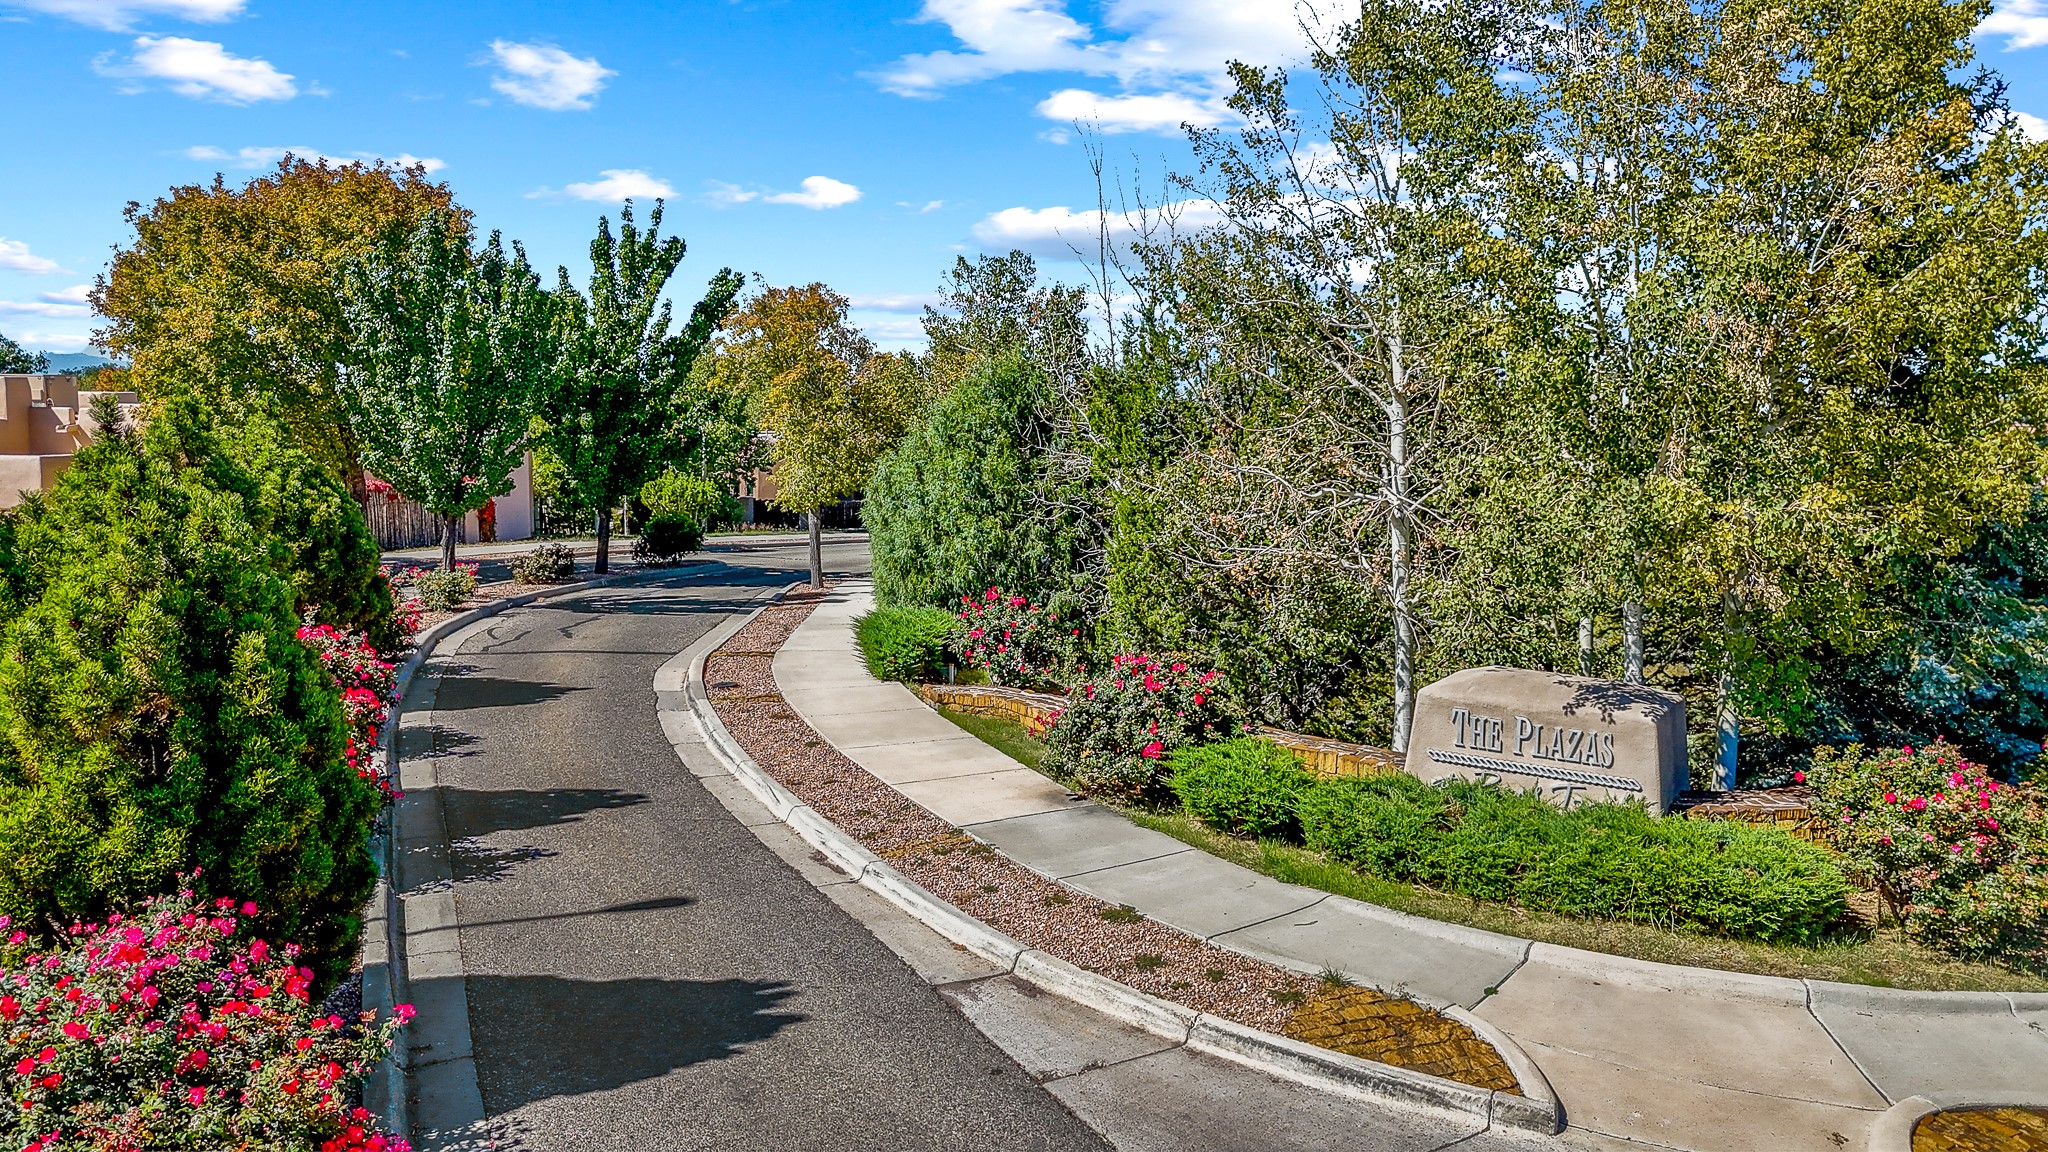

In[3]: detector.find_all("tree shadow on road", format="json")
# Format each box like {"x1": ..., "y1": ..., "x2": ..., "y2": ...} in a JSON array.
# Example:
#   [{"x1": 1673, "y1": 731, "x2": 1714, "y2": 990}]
[
  {"x1": 431, "y1": 676, "x2": 582, "y2": 710},
  {"x1": 441, "y1": 787, "x2": 651, "y2": 839},
  {"x1": 462, "y1": 974, "x2": 805, "y2": 1116}
]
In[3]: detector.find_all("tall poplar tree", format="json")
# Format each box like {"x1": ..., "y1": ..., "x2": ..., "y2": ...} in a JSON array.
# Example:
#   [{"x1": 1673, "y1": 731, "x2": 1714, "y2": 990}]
[
  {"x1": 338, "y1": 213, "x2": 554, "y2": 571},
  {"x1": 1159, "y1": 0, "x2": 1533, "y2": 751},
  {"x1": 540, "y1": 201, "x2": 741, "y2": 574}
]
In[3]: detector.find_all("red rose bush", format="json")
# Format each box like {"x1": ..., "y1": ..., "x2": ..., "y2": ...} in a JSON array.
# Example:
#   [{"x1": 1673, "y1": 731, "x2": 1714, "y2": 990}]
[
  {"x1": 952, "y1": 588, "x2": 1076, "y2": 690},
  {"x1": 296, "y1": 617, "x2": 399, "y2": 801},
  {"x1": 1807, "y1": 741, "x2": 2047, "y2": 959},
  {"x1": 1042, "y1": 655, "x2": 1233, "y2": 801},
  {"x1": 0, "y1": 885, "x2": 409, "y2": 1152}
]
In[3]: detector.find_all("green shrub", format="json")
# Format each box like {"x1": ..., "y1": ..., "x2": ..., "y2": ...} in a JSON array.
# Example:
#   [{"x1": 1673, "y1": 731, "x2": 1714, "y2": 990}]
[
  {"x1": 865, "y1": 354, "x2": 1093, "y2": 610},
  {"x1": 641, "y1": 468, "x2": 741, "y2": 530},
  {"x1": 1298, "y1": 775, "x2": 1851, "y2": 944},
  {"x1": 1042, "y1": 655, "x2": 1234, "y2": 802},
  {"x1": 221, "y1": 412, "x2": 398, "y2": 651},
  {"x1": 1167, "y1": 738, "x2": 1312, "y2": 839},
  {"x1": 0, "y1": 400, "x2": 379, "y2": 983},
  {"x1": 857, "y1": 607, "x2": 957, "y2": 682},
  {"x1": 510, "y1": 542, "x2": 577, "y2": 584},
  {"x1": 409, "y1": 563, "x2": 478, "y2": 610},
  {"x1": 1807, "y1": 741, "x2": 2046, "y2": 958},
  {"x1": 633, "y1": 514, "x2": 703, "y2": 565}
]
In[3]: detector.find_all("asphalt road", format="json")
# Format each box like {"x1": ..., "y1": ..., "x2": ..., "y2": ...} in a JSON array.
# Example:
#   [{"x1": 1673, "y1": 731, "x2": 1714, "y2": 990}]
[{"x1": 416, "y1": 537, "x2": 1112, "y2": 1151}]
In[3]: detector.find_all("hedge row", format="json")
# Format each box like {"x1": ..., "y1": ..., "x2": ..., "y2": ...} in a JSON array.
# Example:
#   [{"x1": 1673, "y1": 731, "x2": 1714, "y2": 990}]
[{"x1": 1167, "y1": 739, "x2": 1852, "y2": 944}]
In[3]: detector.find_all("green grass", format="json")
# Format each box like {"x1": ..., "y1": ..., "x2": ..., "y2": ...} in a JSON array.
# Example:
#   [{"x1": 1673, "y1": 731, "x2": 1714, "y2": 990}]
[
  {"x1": 937, "y1": 705, "x2": 1049, "y2": 771},
  {"x1": 935, "y1": 705, "x2": 2048, "y2": 992}
]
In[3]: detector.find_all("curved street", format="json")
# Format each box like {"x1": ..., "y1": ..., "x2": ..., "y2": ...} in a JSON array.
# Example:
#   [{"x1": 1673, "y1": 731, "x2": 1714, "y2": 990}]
[{"x1": 390, "y1": 536, "x2": 1113, "y2": 1151}]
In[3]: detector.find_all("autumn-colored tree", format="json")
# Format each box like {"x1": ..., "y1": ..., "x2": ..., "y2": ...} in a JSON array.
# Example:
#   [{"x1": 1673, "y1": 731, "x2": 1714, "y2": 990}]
[
  {"x1": 709, "y1": 284, "x2": 927, "y2": 587},
  {"x1": 539, "y1": 201, "x2": 740, "y2": 574},
  {"x1": 92, "y1": 156, "x2": 464, "y2": 497}
]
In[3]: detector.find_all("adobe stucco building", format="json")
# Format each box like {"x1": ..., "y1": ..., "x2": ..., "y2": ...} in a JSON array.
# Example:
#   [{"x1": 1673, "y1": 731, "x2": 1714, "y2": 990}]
[
  {"x1": 0, "y1": 373, "x2": 533, "y2": 549},
  {"x1": 0, "y1": 374, "x2": 143, "y2": 508}
]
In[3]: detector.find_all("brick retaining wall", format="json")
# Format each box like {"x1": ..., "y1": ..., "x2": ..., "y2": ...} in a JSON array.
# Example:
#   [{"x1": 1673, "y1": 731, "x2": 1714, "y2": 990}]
[{"x1": 913, "y1": 682, "x2": 1817, "y2": 836}]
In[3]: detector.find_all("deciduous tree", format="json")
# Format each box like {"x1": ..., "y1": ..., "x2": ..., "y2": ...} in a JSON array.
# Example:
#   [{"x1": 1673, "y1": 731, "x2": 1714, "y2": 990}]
[
  {"x1": 539, "y1": 201, "x2": 740, "y2": 573},
  {"x1": 92, "y1": 157, "x2": 463, "y2": 498},
  {"x1": 339, "y1": 213, "x2": 554, "y2": 571},
  {"x1": 709, "y1": 284, "x2": 925, "y2": 587}
]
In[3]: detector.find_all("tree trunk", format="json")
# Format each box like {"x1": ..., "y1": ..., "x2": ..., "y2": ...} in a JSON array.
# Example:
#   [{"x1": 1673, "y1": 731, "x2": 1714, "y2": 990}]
[
  {"x1": 595, "y1": 507, "x2": 612, "y2": 575},
  {"x1": 1622, "y1": 601, "x2": 1644, "y2": 684},
  {"x1": 808, "y1": 508, "x2": 824, "y2": 590},
  {"x1": 1715, "y1": 586, "x2": 1742, "y2": 790},
  {"x1": 1386, "y1": 386, "x2": 1415, "y2": 754},
  {"x1": 1578, "y1": 615, "x2": 1594, "y2": 677},
  {"x1": 441, "y1": 512, "x2": 460, "y2": 572}
]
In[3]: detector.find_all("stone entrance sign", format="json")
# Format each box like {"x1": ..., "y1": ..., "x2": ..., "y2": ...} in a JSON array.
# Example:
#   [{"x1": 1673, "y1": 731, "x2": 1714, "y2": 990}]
[{"x1": 1407, "y1": 667, "x2": 1687, "y2": 814}]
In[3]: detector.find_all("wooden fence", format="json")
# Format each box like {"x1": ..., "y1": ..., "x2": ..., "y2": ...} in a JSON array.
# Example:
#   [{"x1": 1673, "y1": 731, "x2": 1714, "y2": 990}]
[{"x1": 363, "y1": 496, "x2": 447, "y2": 551}]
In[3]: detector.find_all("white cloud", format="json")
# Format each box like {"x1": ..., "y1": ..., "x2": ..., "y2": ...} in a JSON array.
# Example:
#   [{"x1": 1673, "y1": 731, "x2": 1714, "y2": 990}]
[
  {"x1": 556, "y1": 169, "x2": 673, "y2": 202},
  {"x1": 1036, "y1": 87, "x2": 1228, "y2": 133},
  {"x1": 972, "y1": 198, "x2": 1224, "y2": 260},
  {"x1": 1, "y1": 330, "x2": 89, "y2": 353},
  {"x1": 0, "y1": 300, "x2": 90, "y2": 319},
  {"x1": 1979, "y1": 0, "x2": 2048, "y2": 49},
  {"x1": 2010, "y1": 111, "x2": 2048, "y2": 143},
  {"x1": 849, "y1": 293, "x2": 941, "y2": 312},
  {"x1": 762, "y1": 175, "x2": 862, "y2": 209},
  {"x1": 39, "y1": 285, "x2": 91, "y2": 305},
  {"x1": 874, "y1": 0, "x2": 1345, "y2": 135},
  {"x1": 874, "y1": 0, "x2": 1095, "y2": 96},
  {"x1": 184, "y1": 144, "x2": 445, "y2": 172},
  {"x1": 0, "y1": 239, "x2": 60, "y2": 275},
  {"x1": 486, "y1": 40, "x2": 613, "y2": 110},
  {"x1": 859, "y1": 317, "x2": 926, "y2": 342},
  {"x1": 896, "y1": 199, "x2": 947, "y2": 213},
  {"x1": 102, "y1": 35, "x2": 296, "y2": 103},
  {"x1": 5, "y1": 0, "x2": 241, "y2": 31},
  {"x1": 712, "y1": 176, "x2": 862, "y2": 209},
  {"x1": 705, "y1": 181, "x2": 759, "y2": 206}
]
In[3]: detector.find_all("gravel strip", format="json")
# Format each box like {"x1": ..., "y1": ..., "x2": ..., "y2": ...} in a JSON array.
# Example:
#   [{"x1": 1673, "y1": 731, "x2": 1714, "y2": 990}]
[{"x1": 706, "y1": 588, "x2": 1521, "y2": 1093}]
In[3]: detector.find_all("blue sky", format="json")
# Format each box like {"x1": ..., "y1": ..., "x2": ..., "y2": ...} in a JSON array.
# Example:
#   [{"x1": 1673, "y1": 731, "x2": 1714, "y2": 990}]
[{"x1": 1, "y1": 0, "x2": 2044, "y2": 356}]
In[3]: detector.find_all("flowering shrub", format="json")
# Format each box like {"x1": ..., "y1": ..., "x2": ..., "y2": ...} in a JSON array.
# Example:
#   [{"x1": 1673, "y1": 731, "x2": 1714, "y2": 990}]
[
  {"x1": 297, "y1": 615, "x2": 399, "y2": 801},
  {"x1": 390, "y1": 564, "x2": 477, "y2": 613},
  {"x1": 0, "y1": 885, "x2": 411, "y2": 1152},
  {"x1": 952, "y1": 589, "x2": 1076, "y2": 689},
  {"x1": 1807, "y1": 741, "x2": 2048, "y2": 958},
  {"x1": 508, "y1": 544, "x2": 576, "y2": 585},
  {"x1": 377, "y1": 567, "x2": 426, "y2": 637},
  {"x1": 1042, "y1": 655, "x2": 1234, "y2": 801}
]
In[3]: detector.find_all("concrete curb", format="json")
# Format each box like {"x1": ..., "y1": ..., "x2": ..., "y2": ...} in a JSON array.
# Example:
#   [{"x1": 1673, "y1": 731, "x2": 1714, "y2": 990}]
[
  {"x1": 666, "y1": 589, "x2": 1564, "y2": 1137},
  {"x1": 362, "y1": 560, "x2": 715, "y2": 1141},
  {"x1": 1866, "y1": 1091, "x2": 2048, "y2": 1152}
]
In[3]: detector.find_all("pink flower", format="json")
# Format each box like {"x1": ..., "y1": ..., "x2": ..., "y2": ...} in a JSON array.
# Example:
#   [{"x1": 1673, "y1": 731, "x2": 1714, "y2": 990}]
[
  {"x1": 188, "y1": 1086, "x2": 206, "y2": 1106},
  {"x1": 1140, "y1": 742, "x2": 1164, "y2": 759},
  {"x1": 395, "y1": 1003, "x2": 416, "y2": 1024},
  {"x1": 1792, "y1": 770, "x2": 1806, "y2": 783},
  {"x1": 1883, "y1": 792, "x2": 1897, "y2": 804},
  {"x1": 1907, "y1": 797, "x2": 1927, "y2": 811}
]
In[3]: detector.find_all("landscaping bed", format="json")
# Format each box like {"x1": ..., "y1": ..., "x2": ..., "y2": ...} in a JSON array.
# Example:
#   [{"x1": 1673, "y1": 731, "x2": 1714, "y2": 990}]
[
  {"x1": 706, "y1": 587, "x2": 1525, "y2": 1093},
  {"x1": 933, "y1": 705, "x2": 2048, "y2": 992}
]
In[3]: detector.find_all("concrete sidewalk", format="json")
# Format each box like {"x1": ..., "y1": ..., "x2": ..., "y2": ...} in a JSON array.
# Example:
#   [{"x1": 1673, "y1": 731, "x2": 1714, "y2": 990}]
[{"x1": 776, "y1": 582, "x2": 2048, "y2": 1152}]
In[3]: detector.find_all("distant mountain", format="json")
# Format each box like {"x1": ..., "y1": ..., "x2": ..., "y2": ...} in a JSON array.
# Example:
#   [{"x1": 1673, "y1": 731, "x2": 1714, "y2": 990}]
[{"x1": 38, "y1": 353, "x2": 115, "y2": 371}]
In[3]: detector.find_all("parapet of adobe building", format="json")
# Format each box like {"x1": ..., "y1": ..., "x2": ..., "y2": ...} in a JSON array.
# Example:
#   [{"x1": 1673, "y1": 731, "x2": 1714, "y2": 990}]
[{"x1": 0, "y1": 374, "x2": 144, "y2": 509}]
